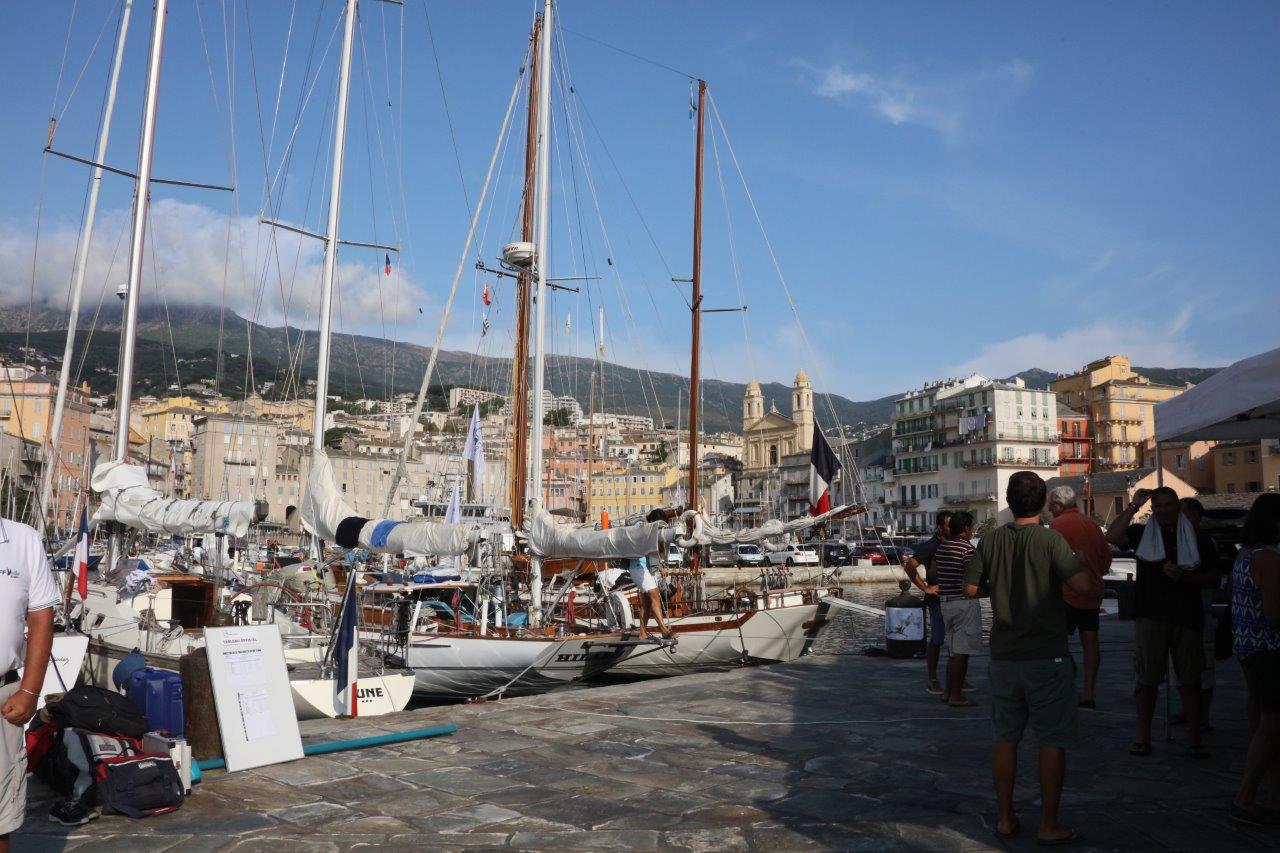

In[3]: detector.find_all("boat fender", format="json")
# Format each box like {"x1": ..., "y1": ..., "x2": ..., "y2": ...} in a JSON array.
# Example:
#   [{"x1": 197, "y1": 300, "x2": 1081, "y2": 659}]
[
  {"x1": 676, "y1": 510, "x2": 704, "y2": 548},
  {"x1": 606, "y1": 591, "x2": 634, "y2": 630}
]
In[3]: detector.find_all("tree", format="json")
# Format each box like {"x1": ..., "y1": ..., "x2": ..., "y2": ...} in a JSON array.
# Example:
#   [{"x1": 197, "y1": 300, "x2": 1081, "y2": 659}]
[
  {"x1": 544, "y1": 407, "x2": 570, "y2": 427},
  {"x1": 323, "y1": 427, "x2": 357, "y2": 449},
  {"x1": 975, "y1": 516, "x2": 997, "y2": 537}
]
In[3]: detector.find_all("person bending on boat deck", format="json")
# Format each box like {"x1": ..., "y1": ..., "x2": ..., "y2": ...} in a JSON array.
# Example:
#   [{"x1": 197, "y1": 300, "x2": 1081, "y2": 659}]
[
  {"x1": 1, "y1": 517, "x2": 59, "y2": 844},
  {"x1": 627, "y1": 554, "x2": 673, "y2": 640},
  {"x1": 900, "y1": 510, "x2": 953, "y2": 695}
]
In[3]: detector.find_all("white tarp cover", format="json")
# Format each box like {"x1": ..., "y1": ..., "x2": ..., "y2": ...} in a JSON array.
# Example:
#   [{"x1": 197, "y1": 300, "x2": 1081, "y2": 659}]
[
  {"x1": 1154, "y1": 347, "x2": 1280, "y2": 442},
  {"x1": 91, "y1": 461, "x2": 256, "y2": 538},
  {"x1": 525, "y1": 507, "x2": 664, "y2": 559},
  {"x1": 687, "y1": 503, "x2": 859, "y2": 546},
  {"x1": 300, "y1": 450, "x2": 472, "y2": 556}
]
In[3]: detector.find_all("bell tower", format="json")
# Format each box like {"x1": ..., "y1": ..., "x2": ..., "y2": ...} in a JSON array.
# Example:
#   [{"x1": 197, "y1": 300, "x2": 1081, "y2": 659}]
[
  {"x1": 793, "y1": 370, "x2": 814, "y2": 452},
  {"x1": 743, "y1": 379, "x2": 764, "y2": 430}
]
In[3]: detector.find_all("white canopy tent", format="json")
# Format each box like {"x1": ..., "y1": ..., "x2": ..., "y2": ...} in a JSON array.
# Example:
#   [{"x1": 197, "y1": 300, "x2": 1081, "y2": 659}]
[{"x1": 1154, "y1": 347, "x2": 1280, "y2": 443}]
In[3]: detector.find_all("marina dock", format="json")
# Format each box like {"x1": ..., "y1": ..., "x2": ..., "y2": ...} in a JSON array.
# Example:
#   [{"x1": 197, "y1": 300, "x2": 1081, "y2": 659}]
[{"x1": 17, "y1": 614, "x2": 1274, "y2": 851}]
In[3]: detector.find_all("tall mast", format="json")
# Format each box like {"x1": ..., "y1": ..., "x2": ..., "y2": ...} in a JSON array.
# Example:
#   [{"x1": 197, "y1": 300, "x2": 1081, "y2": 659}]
[
  {"x1": 42, "y1": 0, "x2": 134, "y2": 531},
  {"x1": 113, "y1": 0, "x2": 169, "y2": 461},
  {"x1": 509, "y1": 16, "x2": 542, "y2": 530},
  {"x1": 687, "y1": 80, "x2": 706, "y2": 541},
  {"x1": 527, "y1": 0, "x2": 554, "y2": 626},
  {"x1": 310, "y1": 0, "x2": 359, "y2": 452}
]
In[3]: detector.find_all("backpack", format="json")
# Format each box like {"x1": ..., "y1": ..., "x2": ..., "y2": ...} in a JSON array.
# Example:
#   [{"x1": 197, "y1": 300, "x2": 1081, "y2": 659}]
[
  {"x1": 47, "y1": 685, "x2": 150, "y2": 739},
  {"x1": 32, "y1": 727, "x2": 143, "y2": 805},
  {"x1": 94, "y1": 754, "x2": 185, "y2": 818}
]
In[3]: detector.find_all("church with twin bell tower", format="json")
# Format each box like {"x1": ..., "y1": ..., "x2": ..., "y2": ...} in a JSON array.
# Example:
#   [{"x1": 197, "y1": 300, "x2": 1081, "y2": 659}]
[{"x1": 741, "y1": 370, "x2": 813, "y2": 472}]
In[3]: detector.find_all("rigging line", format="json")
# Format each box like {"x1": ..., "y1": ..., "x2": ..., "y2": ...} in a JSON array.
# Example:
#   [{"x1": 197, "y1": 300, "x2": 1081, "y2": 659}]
[
  {"x1": 378, "y1": 40, "x2": 529, "y2": 517},
  {"x1": 46, "y1": 0, "x2": 80, "y2": 127},
  {"x1": 355, "y1": 29, "x2": 391, "y2": 402},
  {"x1": 52, "y1": 0, "x2": 122, "y2": 128},
  {"x1": 264, "y1": 0, "x2": 301, "y2": 173},
  {"x1": 707, "y1": 117, "x2": 755, "y2": 381},
  {"x1": 553, "y1": 58, "x2": 666, "y2": 429},
  {"x1": 706, "y1": 93, "x2": 848, "y2": 439},
  {"x1": 559, "y1": 26, "x2": 696, "y2": 82},
  {"x1": 419, "y1": 0, "x2": 473, "y2": 217},
  {"x1": 145, "y1": 206, "x2": 185, "y2": 394}
]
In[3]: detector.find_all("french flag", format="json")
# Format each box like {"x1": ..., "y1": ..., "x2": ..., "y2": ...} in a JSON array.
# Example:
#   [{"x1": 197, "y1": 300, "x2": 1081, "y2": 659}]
[
  {"x1": 333, "y1": 568, "x2": 360, "y2": 716},
  {"x1": 808, "y1": 423, "x2": 842, "y2": 516},
  {"x1": 384, "y1": 252, "x2": 392, "y2": 276},
  {"x1": 74, "y1": 506, "x2": 90, "y2": 599}
]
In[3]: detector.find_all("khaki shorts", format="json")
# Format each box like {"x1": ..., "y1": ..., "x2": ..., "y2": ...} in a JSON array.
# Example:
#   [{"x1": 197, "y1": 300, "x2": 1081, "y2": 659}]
[
  {"x1": 942, "y1": 598, "x2": 982, "y2": 656},
  {"x1": 0, "y1": 681, "x2": 26, "y2": 836},
  {"x1": 1134, "y1": 618, "x2": 1204, "y2": 689}
]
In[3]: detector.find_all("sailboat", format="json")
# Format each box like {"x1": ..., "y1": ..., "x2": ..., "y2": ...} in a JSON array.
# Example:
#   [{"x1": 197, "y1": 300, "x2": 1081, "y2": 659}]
[{"x1": 63, "y1": 0, "x2": 414, "y2": 720}]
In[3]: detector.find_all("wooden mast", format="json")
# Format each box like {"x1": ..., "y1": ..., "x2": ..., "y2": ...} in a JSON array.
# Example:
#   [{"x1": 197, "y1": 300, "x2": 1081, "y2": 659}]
[
  {"x1": 509, "y1": 17, "x2": 542, "y2": 530},
  {"x1": 687, "y1": 79, "x2": 706, "y2": 571}
]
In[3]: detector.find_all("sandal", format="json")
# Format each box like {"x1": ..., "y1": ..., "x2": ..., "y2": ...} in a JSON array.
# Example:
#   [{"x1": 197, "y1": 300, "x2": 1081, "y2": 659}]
[
  {"x1": 1128, "y1": 741, "x2": 1151, "y2": 756},
  {"x1": 1036, "y1": 829, "x2": 1082, "y2": 847},
  {"x1": 948, "y1": 698, "x2": 978, "y2": 708}
]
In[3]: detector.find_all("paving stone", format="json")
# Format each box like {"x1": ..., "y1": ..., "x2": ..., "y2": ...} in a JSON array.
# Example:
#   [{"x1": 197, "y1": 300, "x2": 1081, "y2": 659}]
[
  {"x1": 515, "y1": 793, "x2": 650, "y2": 830},
  {"x1": 663, "y1": 826, "x2": 751, "y2": 851},
  {"x1": 507, "y1": 829, "x2": 660, "y2": 850},
  {"x1": 271, "y1": 800, "x2": 353, "y2": 826},
  {"x1": 401, "y1": 768, "x2": 518, "y2": 796}
]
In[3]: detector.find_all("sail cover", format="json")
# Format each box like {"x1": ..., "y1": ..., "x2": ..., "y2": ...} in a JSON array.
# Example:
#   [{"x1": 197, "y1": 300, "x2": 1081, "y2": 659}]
[
  {"x1": 683, "y1": 503, "x2": 864, "y2": 546},
  {"x1": 91, "y1": 461, "x2": 257, "y2": 537},
  {"x1": 524, "y1": 507, "x2": 665, "y2": 559},
  {"x1": 300, "y1": 450, "x2": 473, "y2": 556}
]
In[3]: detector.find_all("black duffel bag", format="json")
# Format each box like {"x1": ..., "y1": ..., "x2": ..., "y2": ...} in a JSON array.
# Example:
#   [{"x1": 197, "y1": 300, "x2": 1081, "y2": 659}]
[
  {"x1": 48, "y1": 685, "x2": 151, "y2": 739},
  {"x1": 94, "y1": 754, "x2": 185, "y2": 818}
]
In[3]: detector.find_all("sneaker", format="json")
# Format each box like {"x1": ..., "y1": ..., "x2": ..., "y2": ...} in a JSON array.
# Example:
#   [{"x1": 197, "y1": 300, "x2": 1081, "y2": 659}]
[
  {"x1": 48, "y1": 800, "x2": 101, "y2": 827},
  {"x1": 926, "y1": 680, "x2": 943, "y2": 695}
]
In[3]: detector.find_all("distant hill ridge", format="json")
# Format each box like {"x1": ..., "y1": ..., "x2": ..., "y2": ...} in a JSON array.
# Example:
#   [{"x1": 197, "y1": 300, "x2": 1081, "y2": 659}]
[{"x1": 0, "y1": 304, "x2": 1220, "y2": 433}]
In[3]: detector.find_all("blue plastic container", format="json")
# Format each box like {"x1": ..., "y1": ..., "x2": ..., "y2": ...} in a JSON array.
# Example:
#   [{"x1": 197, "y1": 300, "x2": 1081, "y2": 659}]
[{"x1": 126, "y1": 667, "x2": 185, "y2": 737}]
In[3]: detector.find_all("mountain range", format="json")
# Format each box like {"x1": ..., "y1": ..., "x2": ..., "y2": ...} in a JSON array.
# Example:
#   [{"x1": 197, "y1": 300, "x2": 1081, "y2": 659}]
[{"x1": 0, "y1": 304, "x2": 1220, "y2": 434}]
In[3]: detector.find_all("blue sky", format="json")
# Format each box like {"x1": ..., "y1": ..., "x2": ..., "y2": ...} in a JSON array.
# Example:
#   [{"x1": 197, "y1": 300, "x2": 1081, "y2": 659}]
[{"x1": 1, "y1": 1, "x2": 1277, "y2": 404}]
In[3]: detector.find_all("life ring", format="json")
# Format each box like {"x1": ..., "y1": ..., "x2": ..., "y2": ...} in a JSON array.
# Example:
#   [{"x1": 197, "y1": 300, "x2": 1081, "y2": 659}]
[{"x1": 676, "y1": 510, "x2": 704, "y2": 548}]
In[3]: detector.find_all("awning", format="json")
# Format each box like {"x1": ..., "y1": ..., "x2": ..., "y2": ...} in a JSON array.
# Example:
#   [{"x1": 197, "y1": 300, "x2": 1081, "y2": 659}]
[{"x1": 1154, "y1": 347, "x2": 1280, "y2": 442}]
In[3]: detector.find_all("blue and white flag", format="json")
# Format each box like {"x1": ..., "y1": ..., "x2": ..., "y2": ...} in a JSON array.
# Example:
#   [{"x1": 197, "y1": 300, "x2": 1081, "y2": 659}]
[
  {"x1": 333, "y1": 569, "x2": 360, "y2": 717},
  {"x1": 462, "y1": 405, "x2": 485, "y2": 498}
]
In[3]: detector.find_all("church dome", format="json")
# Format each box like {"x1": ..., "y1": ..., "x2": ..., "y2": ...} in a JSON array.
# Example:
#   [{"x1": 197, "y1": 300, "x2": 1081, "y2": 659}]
[
  {"x1": 745, "y1": 379, "x2": 762, "y2": 395},
  {"x1": 794, "y1": 370, "x2": 810, "y2": 385}
]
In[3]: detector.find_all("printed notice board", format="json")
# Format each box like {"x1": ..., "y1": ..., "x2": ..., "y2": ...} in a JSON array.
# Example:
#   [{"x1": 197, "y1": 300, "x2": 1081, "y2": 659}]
[{"x1": 204, "y1": 625, "x2": 303, "y2": 771}]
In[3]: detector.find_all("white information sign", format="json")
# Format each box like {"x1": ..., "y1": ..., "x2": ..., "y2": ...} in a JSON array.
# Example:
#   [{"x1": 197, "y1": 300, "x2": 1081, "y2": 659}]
[
  {"x1": 204, "y1": 625, "x2": 303, "y2": 771},
  {"x1": 17, "y1": 635, "x2": 89, "y2": 711}
]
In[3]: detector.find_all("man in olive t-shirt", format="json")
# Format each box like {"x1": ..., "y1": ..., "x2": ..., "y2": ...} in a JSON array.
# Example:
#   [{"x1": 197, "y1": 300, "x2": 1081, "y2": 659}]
[{"x1": 964, "y1": 472, "x2": 1094, "y2": 846}]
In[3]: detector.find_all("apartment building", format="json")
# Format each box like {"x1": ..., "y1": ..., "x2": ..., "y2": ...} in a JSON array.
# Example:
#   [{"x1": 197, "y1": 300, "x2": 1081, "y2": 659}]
[
  {"x1": 1212, "y1": 440, "x2": 1280, "y2": 495},
  {"x1": 587, "y1": 464, "x2": 680, "y2": 523},
  {"x1": 189, "y1": 414, "x2": 279, "y2": 512},
  {"x1": 892, "y1": 375, "x2": 1060, "y2": 534},
  {"x1": 1049, "y1": 355, "x2": 1186, "y2": 471},
  {"x1": 447, "y1": 387, "x2": 504, "y2": 410},
  {"x1": 1057, "y1": 403, "x2": 1092, "y2": 477},
  {"x1": 0, "y1": 369, "x2": 93, "y2": 529}
]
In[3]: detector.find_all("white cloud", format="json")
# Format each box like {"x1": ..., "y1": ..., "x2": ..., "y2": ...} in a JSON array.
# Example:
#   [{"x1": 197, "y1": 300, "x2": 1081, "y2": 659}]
[
  {"x1": 0, "y1": 199, "x2": 431, "y2": 336},
  {"x1": 793, "y1": 58, "x2": 1035, "y2": 136},
  {"x1": 945, "y1": 312, "x2": 1215, "y2": 379}
]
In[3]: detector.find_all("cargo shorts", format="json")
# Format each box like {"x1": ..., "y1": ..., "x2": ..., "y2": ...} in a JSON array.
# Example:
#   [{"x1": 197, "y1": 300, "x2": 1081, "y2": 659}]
[
  {"x1": 0, "y1": 682, "x2": 26, "y2": 835},
  {"x1": 988, "y1": 656, "x2": 1078, "y2": 748},
  {"x1": 1133, "y1": 618, "x2": 1204, "y2": 689}
]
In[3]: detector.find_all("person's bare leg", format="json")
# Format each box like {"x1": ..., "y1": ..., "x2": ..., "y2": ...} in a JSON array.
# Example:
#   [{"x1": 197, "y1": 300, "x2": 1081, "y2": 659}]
[
  {"x1": 635, "y1": 592, "x2": 650, "y2": 639},
  {"x1": 1134, "y1": 685, "x2": 1157, "y2": 748},
  {"x1": 1, "y1": 833, "x2": 9, "y2": 853},
  {"x1": 1178, "y1": 686, "x2": 1203, "y2": 749},
  {"x1": 645, "y1": 589, "x2": 671, "y2": 637},
  {"x1": 1235, "y1": 712, "x2": 1280, "y2": 812},
  {"x1": 1037, "y1": 746, "x2": 1073, "y2": 842},
  {"x1": 1079, "y1": 631, "x2": 1100, "y2": 703},
  {"x1": 946, "y1": 654, "x2": 970, "y2": 703},
  {"x1": 926, "y1": 643, "x2": 942, "y2": 689},
  {"x1": 993, "y1": 740, "x2": 1019, "y2": 835}
]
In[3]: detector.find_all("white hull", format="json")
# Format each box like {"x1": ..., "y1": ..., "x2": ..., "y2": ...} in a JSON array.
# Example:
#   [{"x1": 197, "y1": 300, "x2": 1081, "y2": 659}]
[
  {"x1": 606, "y1": 597, "x2": 825, "y2": 679},
  {"x1": 290, "y1": 671, "x2": 416, "y2": 720},
  {"x1": 397, "y1": 633, "x2": 628, "y2": 701}
]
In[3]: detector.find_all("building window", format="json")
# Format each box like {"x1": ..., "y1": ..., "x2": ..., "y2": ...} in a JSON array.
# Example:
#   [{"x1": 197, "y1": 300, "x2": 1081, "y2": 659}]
[
  {"x1": 1224, "y1": 452, "x2": 1236, "y2": 466},
  {"x1": 1246, "y1": 481, "x2": 1261, "y2": 492}
]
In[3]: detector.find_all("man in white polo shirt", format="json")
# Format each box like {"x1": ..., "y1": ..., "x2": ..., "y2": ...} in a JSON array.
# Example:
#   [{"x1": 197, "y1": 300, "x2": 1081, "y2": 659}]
[{"x1": 0, "y1": 517, "x2": 59, "y2": 851}]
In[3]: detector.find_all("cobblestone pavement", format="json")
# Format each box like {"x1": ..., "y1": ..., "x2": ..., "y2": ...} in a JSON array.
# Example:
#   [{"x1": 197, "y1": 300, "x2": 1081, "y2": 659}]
[{"x1": 15, "y1": 616, "x2": 1280, "y2": 851}]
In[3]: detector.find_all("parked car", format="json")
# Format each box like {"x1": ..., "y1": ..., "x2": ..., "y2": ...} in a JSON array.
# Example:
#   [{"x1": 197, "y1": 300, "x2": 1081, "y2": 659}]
[
  {"x1": 850, "y1": 545, "x2": 888, "y2": 566},
  {"x1": 734, "y1": 543, "x2": 767, "y2": 568},
  {"x1": 707, "y1": 544, "x2": 738, "y2": 568},
  {"x1": 816, "y1": 541, "x2": 852, "y2": 567},
  {"x1": 663, "y1": 544, "x2": 685, "y2": 568},
  {"x1": 879, "y1": 545, "x2": 913, "y2": 565},
  {"x1": 765, "y1": 543, "x2": 820, "y2": 567}
]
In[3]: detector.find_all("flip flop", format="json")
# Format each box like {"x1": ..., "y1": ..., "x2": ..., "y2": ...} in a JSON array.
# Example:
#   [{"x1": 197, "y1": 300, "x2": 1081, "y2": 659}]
[
  {"x1": 1036, "y1": 829, "x2": 1082, "y2": 847},
  {"x1": 995, "y1": 819, "x2": 1021, "y2": 840},
  {"x1": 1129, "y1": 742, "x2": 1151, "y2": 756},
  {"x1": 948, "y1": 698, "x2": 978, "y2": 708}
]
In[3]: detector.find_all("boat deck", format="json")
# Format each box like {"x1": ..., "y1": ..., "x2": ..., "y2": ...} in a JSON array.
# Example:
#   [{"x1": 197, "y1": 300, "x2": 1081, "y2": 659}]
[{"x1": 18, "y1": 616, "x2": 1272, "y2": 850}]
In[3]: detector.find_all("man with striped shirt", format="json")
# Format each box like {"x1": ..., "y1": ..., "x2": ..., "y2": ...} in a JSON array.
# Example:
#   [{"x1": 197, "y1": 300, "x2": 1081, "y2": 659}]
[{"x1": 937, "y1": 511, "x2": 980, "y2": 707}]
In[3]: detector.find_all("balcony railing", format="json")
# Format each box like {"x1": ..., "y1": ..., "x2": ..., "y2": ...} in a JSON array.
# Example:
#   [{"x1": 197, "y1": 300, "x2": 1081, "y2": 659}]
[
  {"x1": 943, "y1": 492, "x2": 997, "y2": 505},
  {"x1": 893, "y1": 422, "x2": 937, "y2": 438},
  {"x1": 963, "y1": 458, "x2": 995, "y2": 469}
]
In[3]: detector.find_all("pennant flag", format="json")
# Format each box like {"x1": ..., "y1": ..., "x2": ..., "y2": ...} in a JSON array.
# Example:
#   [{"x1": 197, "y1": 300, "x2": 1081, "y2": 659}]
[
  {"x1": 808, "y1": 423, "x2": 842, "y2": 516},
  {"x1": 333, "y1": 568, "x2": 360, "y2": 716},
  {"x1": 481, "y1": 313, "x2": 490, "y2": 337},
  {"x1": 74, "y1": 506, "x2": 90, "y2": 599},
  {"x1": 482, "y1": 282, "x2": 492, "y2": 306},
  {"x1": 688, "y1": 81, "x2": 697, "y2": 119},
  {"x1": 462, "y1": 404, "x2": 485, "y2": 498},
  {"x1": 444, "y1": 480, "x2": 462, "y2": 525},
  {"x1": 384, "y1": 252, "x2": 392, "y2": 276}
]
